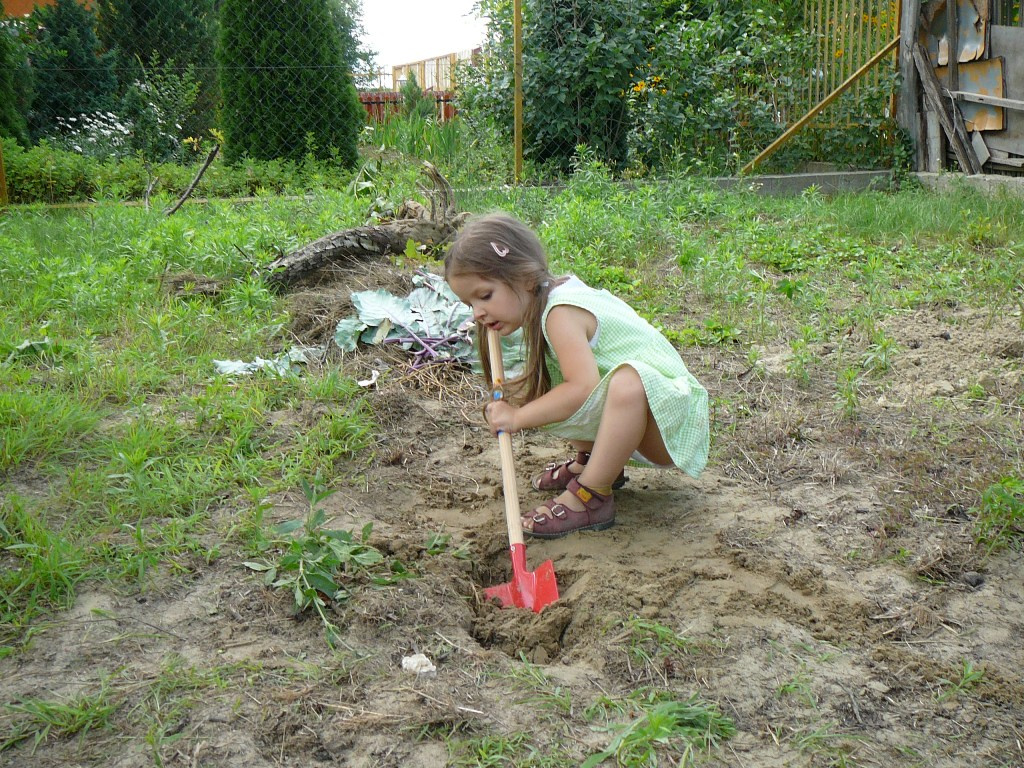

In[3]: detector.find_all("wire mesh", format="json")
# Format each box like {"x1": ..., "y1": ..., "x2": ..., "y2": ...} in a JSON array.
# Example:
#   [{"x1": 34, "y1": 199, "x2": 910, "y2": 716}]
[{"x1": 0, "y1": 0, "x2": 920, "y2": 188}]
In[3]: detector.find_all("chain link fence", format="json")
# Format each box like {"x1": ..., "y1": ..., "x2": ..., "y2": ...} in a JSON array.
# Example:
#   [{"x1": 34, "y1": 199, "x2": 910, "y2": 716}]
[
  {"x1": 1, "y1": 0, "x2": 369, "y2": 169},
  {"x1": 2, "y1": 0, "x2": 909, "y2": 203}
]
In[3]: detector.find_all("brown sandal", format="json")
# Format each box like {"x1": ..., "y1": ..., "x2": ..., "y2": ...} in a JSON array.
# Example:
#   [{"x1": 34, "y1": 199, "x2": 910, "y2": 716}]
[
  {"x1": 524, "y1": 477, "x2": 615, "y2": 539},
  {"x1": 531, "y1": 451, "x2": 627, "y2": 491}
]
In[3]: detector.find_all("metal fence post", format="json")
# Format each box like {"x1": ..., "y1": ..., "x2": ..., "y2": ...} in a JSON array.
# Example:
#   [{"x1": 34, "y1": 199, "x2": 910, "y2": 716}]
[
  {"x1": 0, "y1": 139, "x2": 8, "y2": 206},
  {"x1": 513, "y1": 0, "x2": 523, "y2": 183}
]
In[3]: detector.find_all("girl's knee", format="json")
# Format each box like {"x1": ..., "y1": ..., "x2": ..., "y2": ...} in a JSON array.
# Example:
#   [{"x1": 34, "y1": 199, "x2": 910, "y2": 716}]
[{"x1": 607, "y1": 365, "x2": 646, "y2": 403}]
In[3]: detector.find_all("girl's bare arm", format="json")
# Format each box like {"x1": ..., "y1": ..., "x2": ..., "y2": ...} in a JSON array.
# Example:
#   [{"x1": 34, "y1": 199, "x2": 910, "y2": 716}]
[{"x1": 509, "y1": 304, "x2": 599, "y2": 430}]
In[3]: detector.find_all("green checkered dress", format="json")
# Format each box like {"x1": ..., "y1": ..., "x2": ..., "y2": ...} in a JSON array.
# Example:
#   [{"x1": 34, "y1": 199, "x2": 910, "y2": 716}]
[{"x1": 540, "y1": 278, "x2": 709, "y2": 478}]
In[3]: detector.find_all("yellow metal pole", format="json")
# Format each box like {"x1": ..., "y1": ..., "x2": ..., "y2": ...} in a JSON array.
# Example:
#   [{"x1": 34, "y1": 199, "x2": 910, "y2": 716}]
[
  {"x1": 513, "y1": 0, "x2": 523, "y2": 183},
  {"x1": 742, "y1": 35, "x2": 900, "y2": 174},
  {"x1": 0, "y1": 139, "x2": 8, "y2": 206}
]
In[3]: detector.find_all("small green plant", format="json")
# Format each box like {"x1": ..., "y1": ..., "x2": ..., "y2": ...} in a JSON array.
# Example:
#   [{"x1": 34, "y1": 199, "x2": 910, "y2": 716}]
[
  {"x1": 583, "y1": 690, "x2": 736, "y2": 768},
  {"x1": 787, "y1": 337, "x2": 814, "y2": 386},
  {"x1": 936, "y1": 658, "x2": 985, "y2": 701},
  {"x1": 861, "y1": 329, "x2": 897, "y2": 375},
  {"x1": 446, "y1": 731, "x2": 543, "y2": 767},
  {"x1": 621, "y1": 617, "x2": 697, "y2": 668},
  {"x1": 777, "y1": 666, "x2": 816, "y2": 709},
  {"x1": 244, "y1": 475, "x2": 410, "y2": 647},
  {"x1": 972, "y1": 477, "x2": 1024, "y2": 554},
  {"x1": 790, "y1": 720, "x2": 863, "y2": 766},
  {"x1": 835, "y1": 366, "x2": 862, "y2": 421},
  {"x1": 502, "y1": 655, "x2": 574, "y2": 716}
]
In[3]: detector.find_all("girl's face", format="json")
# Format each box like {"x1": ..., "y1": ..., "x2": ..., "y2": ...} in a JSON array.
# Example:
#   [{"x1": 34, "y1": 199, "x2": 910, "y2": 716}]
[{"x1": 448, "y1": 273, "x2": 529, "y2": 336}]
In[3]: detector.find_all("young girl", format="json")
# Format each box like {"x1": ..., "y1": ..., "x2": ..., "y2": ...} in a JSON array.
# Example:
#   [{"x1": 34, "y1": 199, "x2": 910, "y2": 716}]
[{"x1": 445, "y1": 212, "x2": 709, "y2": 539}]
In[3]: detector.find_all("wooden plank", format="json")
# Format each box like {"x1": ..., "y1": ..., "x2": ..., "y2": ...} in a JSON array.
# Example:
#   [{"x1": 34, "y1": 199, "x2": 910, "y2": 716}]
[
  {"x1": 743, "y1": 36, "x2": 900, "y2": 173},
  {"x1": 897, "y1": 0, "x2": 922, "y2": 158},
  {"x1": 971, "y1": 130, "x2": 991, "y2": 165},
  {"x1": 950, "y1": 90, "x2": 1024, "y2": 110},
  {"x1": 985, "y1": 25, "x2": 1024, "y2": 154},
  {"x1": 926, "y1": 109, "x2": 944, "y2": 171},
  {"x1": 913, "y1": 41, "x2": 982, "y2": 173}
]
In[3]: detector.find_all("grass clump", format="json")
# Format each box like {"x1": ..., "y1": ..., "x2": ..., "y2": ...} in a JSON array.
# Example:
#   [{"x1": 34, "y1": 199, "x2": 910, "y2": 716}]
[
  {"x1": 1, "y1": 681, "x2": 117, "y2": 751},
  {"x1": 583, "y1": 690, "x2": 736, "y2": 767}
]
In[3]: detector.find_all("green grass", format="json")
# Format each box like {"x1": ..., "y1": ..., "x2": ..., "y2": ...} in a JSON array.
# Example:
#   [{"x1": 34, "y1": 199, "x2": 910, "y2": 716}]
[
  {"x1": 0, "y1": 192, "x2": 380, "y2": 641},
  {"x1": 2, "y1": 174, "x2": 1023, "y2": 768},
  {"x1": 2, "y1": 681, "x2": 118, "y2": 751}
]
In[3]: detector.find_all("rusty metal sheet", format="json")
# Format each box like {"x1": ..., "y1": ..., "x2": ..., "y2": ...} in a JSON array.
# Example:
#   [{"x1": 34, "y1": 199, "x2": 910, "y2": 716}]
[
  {"x1": 935, "y1": 57, "x2": 1006, "y2": 130},
  {"x1": 921, "y1": 0, "x2": 990, "y2": 65}
]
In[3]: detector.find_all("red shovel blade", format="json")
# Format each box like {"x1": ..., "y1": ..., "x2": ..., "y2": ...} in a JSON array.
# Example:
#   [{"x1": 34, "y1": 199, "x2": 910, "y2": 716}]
[{"x1": 484, "y1": 543, "x2": 559, "y2": 612}]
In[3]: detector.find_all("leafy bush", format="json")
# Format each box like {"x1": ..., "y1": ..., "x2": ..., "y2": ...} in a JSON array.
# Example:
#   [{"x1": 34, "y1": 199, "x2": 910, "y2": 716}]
[
  {"x1": 0, "y1": 136, "x2": 356, "y2": 204},
  {"x1": 400, "y1": 72, "x2": 436, "y2": 119},
  {"x1": 627, "y1": 3, "x2": 814, "y2": 174},
  {"x1": 973, "y1": 477, "x2": 1024, "y2": 555},
  {"x1": 461, "y1": 0, "x2": 648, "y2": 174},
  {"x1": 0, "y1": 20, "x2": 31, "y2": 145},
  {"x1": 94, "y1": 0, "x2": 219, "y2": 139}
]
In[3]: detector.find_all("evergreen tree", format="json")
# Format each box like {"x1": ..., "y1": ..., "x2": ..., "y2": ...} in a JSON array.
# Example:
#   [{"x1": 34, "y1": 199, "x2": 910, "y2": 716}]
[
  {"x1": 0, "y1": 21, "x2": 31, "y2": 145},
  {"x1": 217, "y1": 0, "x2": 363, "y2": 167},
  {"x1": 26, "y1": 0, "x2": 118, "y2": 141},
  {"x1": 94, "y1": 0, "x2": 218, "y2": 138}
]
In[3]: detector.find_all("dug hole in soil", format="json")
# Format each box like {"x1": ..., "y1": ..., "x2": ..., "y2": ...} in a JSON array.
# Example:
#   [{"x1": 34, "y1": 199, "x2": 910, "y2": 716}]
[{"x1": 2, "y1": 260, "x2": 1023, "y2": 768}]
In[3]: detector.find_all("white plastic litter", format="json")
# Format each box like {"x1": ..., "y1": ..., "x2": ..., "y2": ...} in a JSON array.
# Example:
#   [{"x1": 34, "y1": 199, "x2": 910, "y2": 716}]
[{"x1": 401, "y1": 653, "x2": 437, "y2": 676}]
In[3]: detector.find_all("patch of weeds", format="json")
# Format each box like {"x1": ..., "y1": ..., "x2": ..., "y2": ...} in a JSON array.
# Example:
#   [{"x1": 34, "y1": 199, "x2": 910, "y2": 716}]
[
  {"x1": 777, "y1": 665, "x2": 817, "y2": 709},
  {"x1": 971, "y1": 477, "x2": 1024, "y2": 555},
  {"x1": 2, "y1": 681, "x2": 117, "y2": 752},
  {"x1": 137, "y1": 656, "x2": 262, "y2": 763},
  {"x1": 244, "y1": 475, "x2": 412, "y2": 647},
  {"x1": 447, "y1": 730, "x2": 569, "y2": 767},
  {"x1": 423, "y1": 532, "x2": 472, "y2": 559},
  {"x1": 583, "y1": 689, "x2": 736, "y2": 768},
  {"x1": 775, "y1": 277, "x2": 806, "y2": 301},
  {"x1": 502, "y1": 656, "x2": 574, "y2": 716},
  {"x1": 614, "y1": 617, "x2": 701, "y2": 682},
  {"x1": 936, "y1": 658, "x2": 985, "y2": 701},
  {"x1": 789, "y1": 720, "x2": 864, "y2": 767},
  {"x1": 787, "y1": 338, "x2": 814, "y2": 386},
  {"x1": 861, "y1": 328, "x2": 897, "y2": 376},
  {"x1": 0, "y1": 385, "x2": 103, "y2": 471},
  {"x1": 0, "y1": 496, "x2": 87, "y2": 632},
  {"x1": 660, "y1": 317, "x2": 741, "y2": 348},
  {"x1": 289, "y1": 401, "x2": 375, "y2": 480}
]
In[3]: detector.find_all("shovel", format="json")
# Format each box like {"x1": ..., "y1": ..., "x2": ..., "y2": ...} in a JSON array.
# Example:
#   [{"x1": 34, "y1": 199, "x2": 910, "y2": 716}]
[{"x1": 481, "y1": 328, "x2": 559, "y2": 612}]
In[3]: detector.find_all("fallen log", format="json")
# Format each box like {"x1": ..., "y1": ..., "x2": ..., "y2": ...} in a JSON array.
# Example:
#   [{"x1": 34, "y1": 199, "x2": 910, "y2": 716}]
[{"x1": 261, "y1": 161, "x2": 467, "y2": 288}]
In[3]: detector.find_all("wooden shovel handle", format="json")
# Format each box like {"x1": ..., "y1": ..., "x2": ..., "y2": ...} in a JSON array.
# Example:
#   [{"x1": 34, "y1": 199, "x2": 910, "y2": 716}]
[{"x1": 487, "y1": 329, "x2": 525, "y2": 548}]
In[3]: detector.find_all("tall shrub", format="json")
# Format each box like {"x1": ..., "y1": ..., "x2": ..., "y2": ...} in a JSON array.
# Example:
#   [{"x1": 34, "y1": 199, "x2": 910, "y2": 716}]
[
  {"x1": 0, "y1": 20, "x2": 31, "y2": 145},
  {"x1": 25, "y1": 0, "x2": 118, "y2": 141},
  {"x1": 461, "y1": 0, "x2": 648, "y2": 174},
  {"x1": 627, "y1": 2, "x2": 814, "y2": 172},
  {"x1": 94, "y1": 0, "x2": 219, "y2": 139},
  {"x1": 217, "y1": 0, "x2": 363, "y2": 167}
]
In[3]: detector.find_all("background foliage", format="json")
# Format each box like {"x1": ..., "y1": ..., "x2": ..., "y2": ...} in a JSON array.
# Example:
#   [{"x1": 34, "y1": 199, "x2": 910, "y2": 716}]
[
  {"x1": 1, "y1": 0, "x2": 910, "y2": 204},
  {"x1": 217, "y1": 0, "x2": 362, "y2": 166}
]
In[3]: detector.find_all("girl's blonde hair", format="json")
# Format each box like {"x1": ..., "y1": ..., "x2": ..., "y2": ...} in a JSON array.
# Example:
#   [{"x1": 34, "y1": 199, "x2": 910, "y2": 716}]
[{"x1": 444, "y1": 212, "x2": 556, "y2": 403}]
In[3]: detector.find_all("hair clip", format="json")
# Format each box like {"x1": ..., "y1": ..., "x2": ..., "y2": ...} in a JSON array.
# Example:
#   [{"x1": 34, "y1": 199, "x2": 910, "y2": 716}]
[{"x1": 490, "y1": 242, "x2": 509, "y2": 258}]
